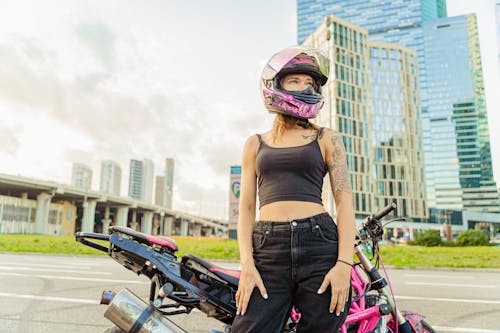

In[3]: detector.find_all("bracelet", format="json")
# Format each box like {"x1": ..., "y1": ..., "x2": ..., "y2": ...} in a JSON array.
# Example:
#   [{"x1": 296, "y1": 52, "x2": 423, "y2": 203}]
[{"x1": 336, "y1": 259, "x2": 354, "y2": 267}]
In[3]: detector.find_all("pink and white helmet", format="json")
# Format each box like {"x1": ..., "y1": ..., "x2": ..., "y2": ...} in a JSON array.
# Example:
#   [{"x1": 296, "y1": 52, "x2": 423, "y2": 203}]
[{"x1": 261, "y1": 46, "x2": 330, "y2": 119}]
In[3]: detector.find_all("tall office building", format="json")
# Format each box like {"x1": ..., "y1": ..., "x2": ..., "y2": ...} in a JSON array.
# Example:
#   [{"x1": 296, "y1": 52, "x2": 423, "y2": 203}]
[
  {"x1": 423, "y1": 15, "x2": 498, "y2": 212},
  {"x1": 164, "y1": 158, "x2": 174, "y2": 209},
  {"x1": 128, "y1": 159, "x2": 155, "y2": 202},
  {"x1": 155, "y1": 176, "x2": 165, "y2": 206},
  {"x1": 71, "y1": 163, "x2": 92, "y2": 190},
  {"x1": 304, "y1": 15, "x2": 373, "y2": 217},
  {"x1": 128, "y1": 159, "x2": 144, "y2": 200},
  {"x1": 368, "y1": 41, "x2": 427, "y2": 218},
  {"x1": 298, "y1": 1, "x2": 498, "y2": 213},
  {"x1": 99, "y1": 160, "x2": 122, "y2": 196}
]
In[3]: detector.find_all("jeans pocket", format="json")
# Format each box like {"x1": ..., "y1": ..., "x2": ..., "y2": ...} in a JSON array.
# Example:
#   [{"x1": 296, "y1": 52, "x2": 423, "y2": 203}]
[
  {"x1": 315, "y1": 224, "x2": 338, "y2": 243},
  {"x1": 252, "y1": 230, "x2": 268, "y2": 251}
]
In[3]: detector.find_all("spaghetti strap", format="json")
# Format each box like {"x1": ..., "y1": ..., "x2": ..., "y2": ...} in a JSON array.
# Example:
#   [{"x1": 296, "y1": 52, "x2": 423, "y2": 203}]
[{"x1": 256, "y1": 134, "x2": 262, "y2": 143}]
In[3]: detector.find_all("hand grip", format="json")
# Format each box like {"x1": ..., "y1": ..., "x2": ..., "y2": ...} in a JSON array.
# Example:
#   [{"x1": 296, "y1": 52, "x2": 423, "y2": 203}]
[{"x1": 374, "y1": 202, "x2": 397, "y2": 220}]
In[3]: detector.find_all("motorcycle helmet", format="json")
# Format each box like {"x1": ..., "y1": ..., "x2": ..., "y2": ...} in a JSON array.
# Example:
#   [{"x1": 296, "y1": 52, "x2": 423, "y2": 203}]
[{"x1": 261, "y1": 46, "x2": 330, "y2": 119}]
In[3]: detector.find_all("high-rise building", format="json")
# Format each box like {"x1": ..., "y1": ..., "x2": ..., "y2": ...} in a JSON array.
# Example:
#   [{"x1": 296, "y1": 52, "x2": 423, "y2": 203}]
[
  {"x1": 368, "y1": 41, "x2": 427, "y2": 218},
  {"x1": 128, "y1": 159, "x2": 155, "y2": 203},
  {"x1": 142, "y1": 159, "x2": 154, "y2": 203},
  {"x1": 128, "y1": 159, "x2": 143, "y2": 200},
  {"x1": 71, "y1": 163, "x2": 92, "y2": 190},
  {"x1": 99, "y1": 160, "x2": 121, "y2": 196},
  {"x1": 423, "y1": 15, "x2": 498, "y2": 212},
  {"x1": 304, "y1": 15, "x2": 427, "y2": 219},
  {"x1": 155, "y1": 175, "x2": 165, "y2": 206},
  {"x1": 164, "y1": 158, "x2": 174, "y2": 209}
]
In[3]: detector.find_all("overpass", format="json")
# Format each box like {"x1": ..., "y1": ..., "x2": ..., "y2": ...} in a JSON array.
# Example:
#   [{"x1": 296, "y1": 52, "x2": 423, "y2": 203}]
[{"x1": 0, "y1": 173, "x2": 228, "y2": 236}]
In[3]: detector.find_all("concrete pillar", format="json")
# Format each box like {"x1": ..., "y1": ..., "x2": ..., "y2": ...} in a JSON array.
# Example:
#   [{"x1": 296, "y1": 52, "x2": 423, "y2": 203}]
[
  {"x1": 180, "y1": 218, "x2": 189, "y2": 236},
  {"x1": 163, "y1": 216, "x2": 173, "y2": 236},
  {"x1": 35, "y1": 192, "x2": 52, "y2": 234},
  {"x1": 115, "y1": 207, "x2": 129, "y2": 227},
  {"x1": 102, "y1": 206, "x2": 111, "y2": 233},
  {"x1": 192, "y1": 224, "x2": 202, "y2": 237},
  {"x1": 131, "y1": 210, "x2": 138, "y2": 230},
  {"x1": 81, "y1": 199, "x2": 97, "y2": 233},
  {"x1": 143, "y1": 212, "x2": 153, "y2": 235}
]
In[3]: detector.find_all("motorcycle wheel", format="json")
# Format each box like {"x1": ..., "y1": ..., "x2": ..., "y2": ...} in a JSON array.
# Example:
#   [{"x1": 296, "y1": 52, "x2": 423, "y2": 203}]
[
  {"x1": 422, "y1": 320, "x2": 436, "y2": 333},
  {"x1": 102, "y1": 327, "x2": 125, "y2": 333}
]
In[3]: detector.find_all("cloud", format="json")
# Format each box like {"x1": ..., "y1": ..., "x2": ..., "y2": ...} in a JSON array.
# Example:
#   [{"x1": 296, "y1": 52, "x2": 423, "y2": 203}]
[{"x1": 74, "y1": 21, "x2": 116, "y2": 72}]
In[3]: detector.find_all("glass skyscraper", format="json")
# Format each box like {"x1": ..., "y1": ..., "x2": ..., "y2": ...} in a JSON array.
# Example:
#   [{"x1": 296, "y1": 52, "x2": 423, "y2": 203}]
[
  {"x1": 423, "y1": 15, "x2": 498, "y2": 212},
  {"x1": 297, "y1": 0, "x2": 498, "y2": 213}
]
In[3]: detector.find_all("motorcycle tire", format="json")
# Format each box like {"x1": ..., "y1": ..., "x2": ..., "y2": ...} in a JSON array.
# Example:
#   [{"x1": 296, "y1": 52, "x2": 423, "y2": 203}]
[{"x1": 102, "y1": 327, "x2": 125, "y2": 333}]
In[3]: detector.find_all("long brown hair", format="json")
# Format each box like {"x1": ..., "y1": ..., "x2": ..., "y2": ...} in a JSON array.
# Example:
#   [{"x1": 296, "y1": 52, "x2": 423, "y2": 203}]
[{"x1": 271, "y1": 113, "x2": 311, "y2": 143}]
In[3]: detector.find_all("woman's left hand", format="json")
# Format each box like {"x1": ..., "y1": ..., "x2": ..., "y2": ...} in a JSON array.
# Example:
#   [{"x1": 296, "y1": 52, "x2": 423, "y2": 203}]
[{"x1": 317, "y1": 262, "x2": 352, "y2": 315}]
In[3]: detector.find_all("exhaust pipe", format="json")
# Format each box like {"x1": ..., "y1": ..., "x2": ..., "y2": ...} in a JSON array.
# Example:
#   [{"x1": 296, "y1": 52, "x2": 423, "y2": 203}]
[{"x1": 103, "y1": 289, "x2": 187, "y2": 333}]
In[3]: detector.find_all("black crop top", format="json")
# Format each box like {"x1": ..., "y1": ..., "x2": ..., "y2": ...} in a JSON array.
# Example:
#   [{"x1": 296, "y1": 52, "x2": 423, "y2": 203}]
[{"x1": 255, "y1": 129, "x2": 327, "y2": 209}]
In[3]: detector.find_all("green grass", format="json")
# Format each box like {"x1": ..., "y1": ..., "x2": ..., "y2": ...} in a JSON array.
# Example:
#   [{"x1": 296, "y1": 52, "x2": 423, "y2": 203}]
[{"x1": 0, "y1": 234, "x2": 499, "y2": 268}]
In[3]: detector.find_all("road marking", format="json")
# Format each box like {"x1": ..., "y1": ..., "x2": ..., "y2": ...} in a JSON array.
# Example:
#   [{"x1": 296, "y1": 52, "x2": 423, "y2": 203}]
[
  {"x1": 396, "y1": 295, "x2": 500, "y2": 304},
  {"x1": 433, "y1": 326, "x2": 500, "y2": 333},
  {"x1": 0, "y1": 292, "x2": 98, "y2": 304},
  {"x1": 0, "y1": 265, "x2": 111, "y2": 275},
  {"x1": 406, "y1": 281, "x2": 500, "y2": 289},
  {"x1": 0, "y1": 272, "x2": 148, "y2": 284},
  {"x1": 0, "y1": 262, "x2": 94, "y2": 270},
  {"x1": 404, "y1": 273, "x2": 473, "y2": 279}
]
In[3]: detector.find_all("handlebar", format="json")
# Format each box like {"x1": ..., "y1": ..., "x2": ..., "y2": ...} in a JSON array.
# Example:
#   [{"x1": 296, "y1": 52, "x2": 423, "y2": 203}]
[
  {"x1": 373, "y1": 202, "x2": 397, "y2": 220},
  {"x1": 358, "y1": 202, "x2": 397, "y2": 242}
]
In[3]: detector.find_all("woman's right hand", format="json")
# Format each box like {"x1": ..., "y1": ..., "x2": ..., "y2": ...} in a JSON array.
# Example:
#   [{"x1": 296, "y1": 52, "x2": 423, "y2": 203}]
[{"x1": 235, "y1": 263, "x2": 268, "y2": 315}]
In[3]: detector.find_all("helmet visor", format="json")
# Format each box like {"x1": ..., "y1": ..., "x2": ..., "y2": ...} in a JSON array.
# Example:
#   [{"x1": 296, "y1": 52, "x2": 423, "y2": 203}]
[{"x1": 262, "y1": 46, "x2": 330, "y2": 82}]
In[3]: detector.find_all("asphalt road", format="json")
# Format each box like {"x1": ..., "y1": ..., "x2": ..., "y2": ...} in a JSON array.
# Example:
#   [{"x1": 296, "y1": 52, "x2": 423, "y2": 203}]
[{"x1": 0, "y1": 253, "x2": 499, "y2": 333}]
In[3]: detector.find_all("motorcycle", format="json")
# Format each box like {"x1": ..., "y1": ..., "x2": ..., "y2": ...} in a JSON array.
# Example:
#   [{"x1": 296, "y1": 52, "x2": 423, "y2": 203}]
[{"x1": 75, "y1": 202, "x2": 436, "y2": 333}]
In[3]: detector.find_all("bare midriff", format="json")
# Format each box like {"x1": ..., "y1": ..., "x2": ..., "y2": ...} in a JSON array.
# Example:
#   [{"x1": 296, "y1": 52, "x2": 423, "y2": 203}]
[{"x1": 258, "y1": 201, "x2": 326, "y2": 222}]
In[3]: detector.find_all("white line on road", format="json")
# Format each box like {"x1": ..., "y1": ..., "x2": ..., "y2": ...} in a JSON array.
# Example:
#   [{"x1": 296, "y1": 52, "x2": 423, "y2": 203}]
[
  {"x1": 0, "y1": 272, "x2": 148, "y2": 284},
  {"x1": 406, "y1": 281, "x2": 500, "y2": 289},
  {"x1": 404, "y1": 273, "x2": 473, "y2": 279},
  {"x1": 0, "y1": 262, "x2": 94, "y2": 270},
  {"x1": 396, "y1": 295, "x2": 500, "y2": 304},
  {"x1": 0, "y1": 292, "x2": 98, "y2": 304},
  {"x1": 433, "y1": 326, "x2": 500, "y2": 333},
  {"x1": 0, "y1": 265, "x2": 111, "y2": 275}
]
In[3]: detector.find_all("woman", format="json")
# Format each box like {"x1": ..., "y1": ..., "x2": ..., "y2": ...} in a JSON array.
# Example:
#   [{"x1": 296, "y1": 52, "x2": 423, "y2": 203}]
[{"x1": 232, "y1": 46, "x2": 356, "y2": 333}]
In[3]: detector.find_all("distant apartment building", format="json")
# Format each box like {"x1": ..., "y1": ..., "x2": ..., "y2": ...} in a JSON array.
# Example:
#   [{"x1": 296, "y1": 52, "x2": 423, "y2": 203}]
[
  {"x1": 128, "y1": 159, "x2": 154, "y2": 203},
  {"x1": 304, "y1": 14, "x2": 427, "y2": 219},
  {"x1": 155, "y1": 175, "x2": 165, "y2": 206},
  {"x1": 164, "y1": 158, "x2": 174, "y2": 209},
  {"x1": 71, "y1": 163, "x2": 92, "y2": 190},
  {"x1": 142, "y1": 159, "x2": 154, "y2": 203},
  {"x1": 99, "y1": 160, "x2": 122, "y2": 196}
]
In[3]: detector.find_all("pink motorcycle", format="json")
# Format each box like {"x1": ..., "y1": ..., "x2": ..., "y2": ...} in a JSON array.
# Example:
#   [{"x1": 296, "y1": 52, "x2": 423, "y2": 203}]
[{"x1": 76, "y1": 202, "x2": 435, "y2": 332}]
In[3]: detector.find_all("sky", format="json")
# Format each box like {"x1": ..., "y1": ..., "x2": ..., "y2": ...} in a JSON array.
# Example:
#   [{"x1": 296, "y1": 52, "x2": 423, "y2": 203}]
[{"x1": 0, "y1": 0, "x2": 498, "y2": 219}]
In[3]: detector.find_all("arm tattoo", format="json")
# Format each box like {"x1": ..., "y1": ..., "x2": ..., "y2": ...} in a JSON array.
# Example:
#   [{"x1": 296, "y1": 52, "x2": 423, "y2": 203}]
[{"x1": 326, "y1": 134, "x2": 352, "y2": 194}]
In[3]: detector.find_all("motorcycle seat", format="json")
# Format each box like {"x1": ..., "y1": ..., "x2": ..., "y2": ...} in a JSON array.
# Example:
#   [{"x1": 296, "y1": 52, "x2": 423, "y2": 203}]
[
  {"x1": 182, "y1": 253, "x2": 240, "y2": 286},
  {"x1": 109, "y1": 226, "x2": 178, "y2": 252}
]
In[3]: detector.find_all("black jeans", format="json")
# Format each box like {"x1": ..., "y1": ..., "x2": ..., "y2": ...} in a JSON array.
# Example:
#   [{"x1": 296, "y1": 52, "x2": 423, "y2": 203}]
[{"x1": 232, "y1": 212, "x2": 351, "y2": 333}]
